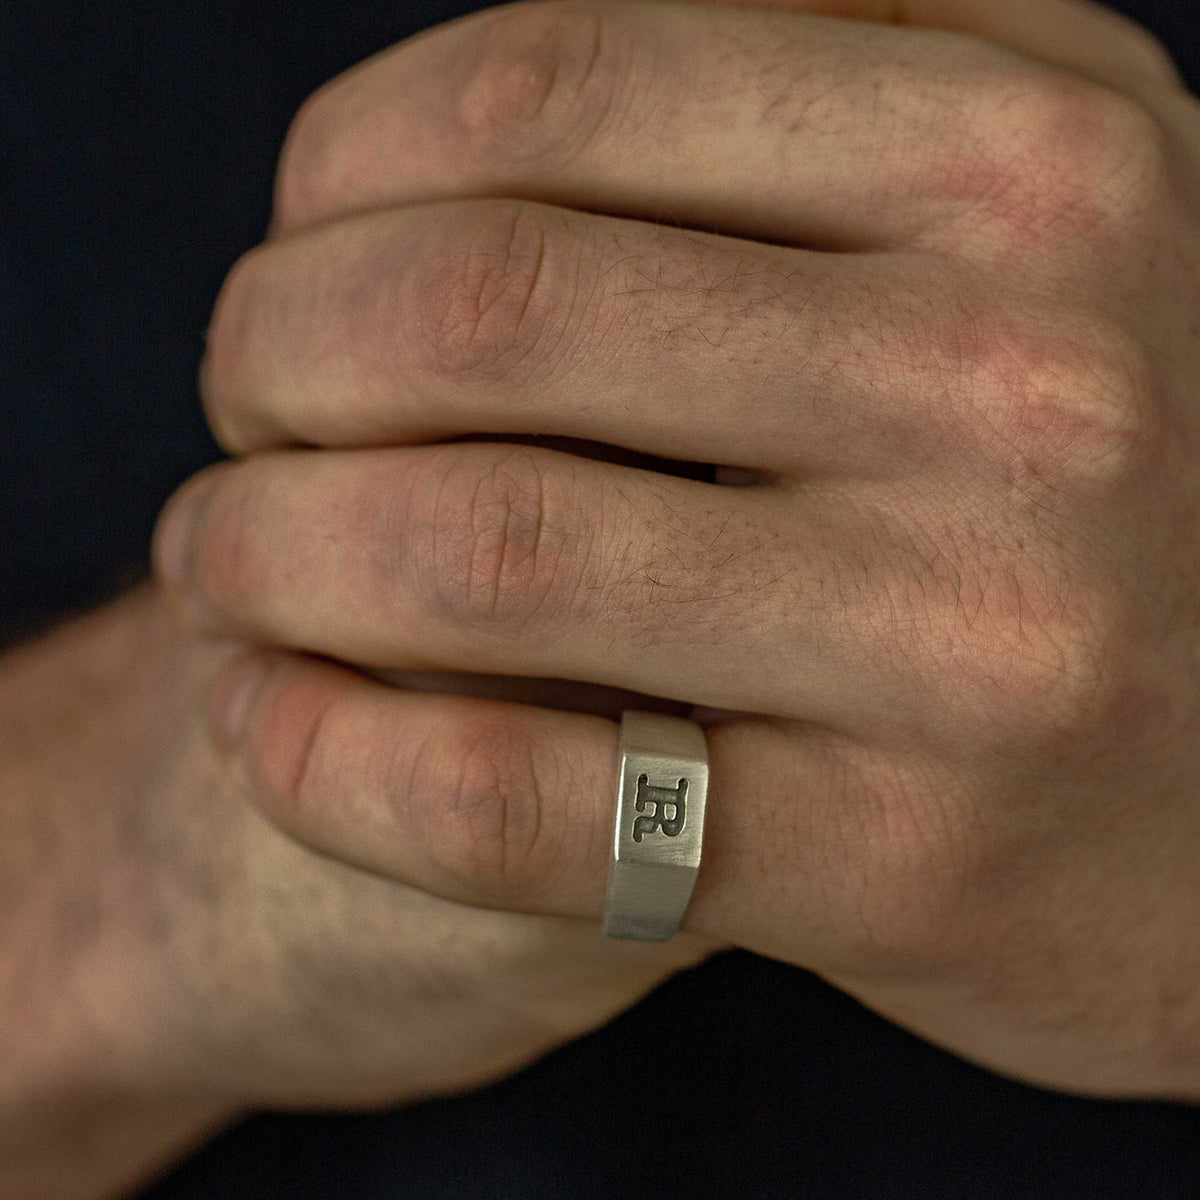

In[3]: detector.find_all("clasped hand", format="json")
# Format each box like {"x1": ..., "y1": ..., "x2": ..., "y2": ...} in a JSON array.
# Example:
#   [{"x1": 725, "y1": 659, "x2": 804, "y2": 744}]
[{"x1": 152, "y1": 0, "x2": 1200, "y2": 1099}]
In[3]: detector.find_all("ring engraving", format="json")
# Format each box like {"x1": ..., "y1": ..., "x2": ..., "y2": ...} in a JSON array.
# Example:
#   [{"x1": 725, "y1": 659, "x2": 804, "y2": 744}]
[{"x1": 632, "y1": 774, "x2": 688, "y2": 841}]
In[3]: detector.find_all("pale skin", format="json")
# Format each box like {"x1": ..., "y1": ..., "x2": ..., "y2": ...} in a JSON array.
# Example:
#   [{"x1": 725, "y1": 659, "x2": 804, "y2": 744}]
[{"x1": 4, "y1": 0, "x2": 1200, "y2": 1194}]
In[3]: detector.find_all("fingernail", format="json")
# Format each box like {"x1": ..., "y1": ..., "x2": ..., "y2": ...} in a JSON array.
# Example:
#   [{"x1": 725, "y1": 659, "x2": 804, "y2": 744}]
[{"x1": 210, "y1": 655, "x2": 274, "y2": 749}]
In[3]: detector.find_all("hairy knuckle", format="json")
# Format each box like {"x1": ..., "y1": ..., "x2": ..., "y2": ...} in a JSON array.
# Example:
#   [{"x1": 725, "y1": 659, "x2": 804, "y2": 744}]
[
  {"x1": 414, "y1": 203, "x2": 577, "y2": 386},
  {"x1": 421, "y1": 716, "x2": 551, "y2": 896},
  {"x1": 419, "y1": 448, "x2": 578, "y2": 634},
  {"x1": 457, "y1": 3, "x2": 621, "y2": 167}
]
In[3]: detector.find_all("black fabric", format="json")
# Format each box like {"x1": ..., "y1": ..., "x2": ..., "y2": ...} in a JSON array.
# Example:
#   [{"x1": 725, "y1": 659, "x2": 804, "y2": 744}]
[{"x1": 3, "y1": 2, "x2": 1199, "y2": 1196}]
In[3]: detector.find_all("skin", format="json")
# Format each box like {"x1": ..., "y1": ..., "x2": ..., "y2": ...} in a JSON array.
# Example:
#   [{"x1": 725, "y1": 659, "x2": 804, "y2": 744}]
[
  {"x1": 3, "y1": 0, "x2": 1199, "y2": 1194},
  {"x1": 0, "y1": 589, "x2": 709, "y2": 1199},
  {"x1": 161, "y1": 0, "x2": 1200, "y2": 1101}
]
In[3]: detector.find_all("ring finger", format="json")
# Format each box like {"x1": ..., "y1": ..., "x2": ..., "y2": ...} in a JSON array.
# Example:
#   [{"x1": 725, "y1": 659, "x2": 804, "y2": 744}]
[{"x1": 208, "y1": 647, "x2": 939, "y2": 977}]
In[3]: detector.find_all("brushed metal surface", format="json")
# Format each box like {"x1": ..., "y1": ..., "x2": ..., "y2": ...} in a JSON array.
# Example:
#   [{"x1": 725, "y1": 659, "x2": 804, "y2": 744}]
[{"x1": 603, "y1": 711, "x2": 709, "y2": 941}]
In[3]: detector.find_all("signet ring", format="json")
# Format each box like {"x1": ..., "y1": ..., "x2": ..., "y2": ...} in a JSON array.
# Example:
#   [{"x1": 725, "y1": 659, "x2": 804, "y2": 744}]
[{"x1": 603, "y1": 711, "x2": 710, "y2": 941}]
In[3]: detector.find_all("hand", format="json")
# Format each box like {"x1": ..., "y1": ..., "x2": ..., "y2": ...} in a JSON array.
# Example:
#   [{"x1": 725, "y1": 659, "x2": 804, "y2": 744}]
[
  {"x1": 156, "y1": 0, "x2": 1200, "y2": 1099},
  {"x1": 0, "y1": 587, "x2": 707, "y2": 1198}
]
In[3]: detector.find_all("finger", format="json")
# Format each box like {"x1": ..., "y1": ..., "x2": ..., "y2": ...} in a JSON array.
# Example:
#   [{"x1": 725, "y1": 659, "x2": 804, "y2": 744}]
[
  {"x1": 211, "y1": 648, "x2": 953, "y2": 974},
  {"x1": 719, "y1": 0, "x2": 1186, "y2": 106},
  {"x1": 151, "y1": 442, "x2": 902, "y2": 730},
  {"x1": 203, "y1": 197, "x2": 954, "y2": 473},
  {"x1": 266, "y1": 0, "x2": 1076, "y2": 246}
]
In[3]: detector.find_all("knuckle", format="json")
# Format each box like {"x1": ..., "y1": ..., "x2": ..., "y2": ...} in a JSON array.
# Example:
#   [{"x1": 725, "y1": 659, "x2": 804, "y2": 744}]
[
  {"x1": 200, "y1": 247, "x2": 269, "y2": 450},
  {"x1": 962, "y1": 314, "x2": 1160, "y2": 490},
  {"x1": 1063, "y1": 89, "x2": 1175, "y2": 229},
  {"x1": 244, "y1": 669, "x2": 342, "y2": 822},
  {"x1": 456, "y1": 3, "x2": 622, "y2": 168},
  {"x1": 191, "y1": 468, "x2": 267, "y2": 616},
  {"x1": 846, "y1": 766, "x2": 983, "y2": 970},
  {"x1": 419, "y1": 447, "x2": 580, "y2": 634},
  {"x1": 413, "y1": 202, "x2": 575, "y2": 387},
  {"x1": 993, "y1": 605, "x2": 1111, "y2": 745},
  {"x1": 272, "y1": 78, "x2": 353, "y2": 232},
  {"x1": 969, "y1": 76, "x2": 1174, "y2": 243},
  {"x1": 889, "y1": 510, "x2": 1144, "y2": 762},
  {"x1": 417, "y1": 714, "x2": 555, "y2": 898},
  {"x1": 936, "y1": 562, "x2": 1127, "y2": 756}
]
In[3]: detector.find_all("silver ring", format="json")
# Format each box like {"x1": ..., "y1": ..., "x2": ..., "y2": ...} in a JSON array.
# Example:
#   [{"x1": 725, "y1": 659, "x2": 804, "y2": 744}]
[{"x1": 603, "y1": 710, "x2": 710, "y2": 941}]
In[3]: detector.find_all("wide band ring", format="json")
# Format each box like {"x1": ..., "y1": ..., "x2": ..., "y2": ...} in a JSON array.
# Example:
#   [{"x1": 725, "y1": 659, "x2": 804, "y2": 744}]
[{"x1": 603, "y1": 710, "x2": 710, "y2": 941}]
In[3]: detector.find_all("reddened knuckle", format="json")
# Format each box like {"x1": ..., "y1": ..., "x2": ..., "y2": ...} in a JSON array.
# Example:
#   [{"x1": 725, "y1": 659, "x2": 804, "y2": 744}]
[
  {"x1": 966, "y1": 318, "x2": 1158, "y2": 489},
  {"x1": 244, "y1": 671, "x2": 341, "y2": 821},
  {"x1": 414, "y1": 203, "x2": 570, "y2": 386},
  {"x1": 421, "y1": 448, "x2": 577, "y2": 633},
  {"x1": 973, "y1": 78, "x2": 1172, "y2": 242},
  {"x1": 1071, "y1": 91, "x2": 1174, "y2": 226},
  {"x1": 457, "y1": 4, "x2": 619, "y2": 167},
  {"x1": 423, "y1": 715, "x2": 552, "y2": 897}
]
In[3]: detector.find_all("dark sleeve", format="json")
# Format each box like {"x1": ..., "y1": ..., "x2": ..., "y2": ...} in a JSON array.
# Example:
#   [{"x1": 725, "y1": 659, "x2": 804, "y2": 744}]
[{"x1": 2, "y1": 2, "x2": 1198, "y2": 1197}]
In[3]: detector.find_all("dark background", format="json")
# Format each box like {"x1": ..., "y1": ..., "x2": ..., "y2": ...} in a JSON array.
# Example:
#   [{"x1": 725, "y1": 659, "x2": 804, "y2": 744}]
[{"x1": 3, "y1": 1, "x2": 1199, "y2": 1196}]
